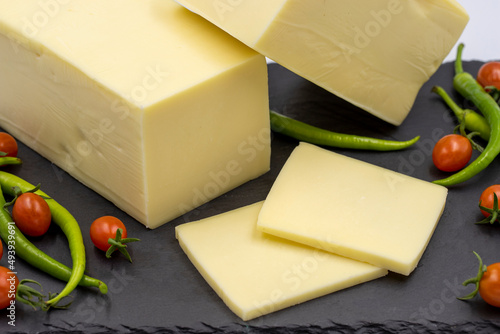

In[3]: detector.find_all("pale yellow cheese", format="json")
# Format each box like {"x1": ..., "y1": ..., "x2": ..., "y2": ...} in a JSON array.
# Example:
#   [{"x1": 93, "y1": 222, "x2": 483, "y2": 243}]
[
  {"x1": 257, "y1": 143, "x2": 448, "y2": 276},
  {"x1": 175, "y1": 201, "x2": 387, "y2": 321},
  {"x1": 176, "y1": 0, "x2": 468, "y2": 125},
  {"x1": 0, "y1": 0, "x2": 270, "y2": 228}
]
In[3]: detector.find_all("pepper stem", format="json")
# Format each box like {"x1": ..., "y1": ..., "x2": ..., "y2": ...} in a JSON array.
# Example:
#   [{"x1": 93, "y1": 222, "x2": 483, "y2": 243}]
[
  {"x1": 0, "y1": 156, "x2": 22, "y2": 167},
  {"x1": 432, "y1": 85, "x2": 466, "y2": 119},
  {"x1": 432, "y1": 85, "x2": 491, "y2": 142},
  {"x1": 458, "y1": 251, "x2": 487, "y2": 301},
  {"x1": 455, "y1": 43, "x2": 465, "y2": 75}
]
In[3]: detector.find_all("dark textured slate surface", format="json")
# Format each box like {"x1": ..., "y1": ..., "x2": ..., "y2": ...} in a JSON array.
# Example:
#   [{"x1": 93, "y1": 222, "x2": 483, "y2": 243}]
[{"x1": 1, "y1": 61, "x2": 500, "y2": 333}]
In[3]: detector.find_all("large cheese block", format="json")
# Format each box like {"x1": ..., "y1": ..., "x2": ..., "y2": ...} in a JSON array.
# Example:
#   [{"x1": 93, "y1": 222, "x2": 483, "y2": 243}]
[
  {"x1": 0, "y1": 0, "x2": 270, "y2": 228},
  {"x1": 176, "y1": 201, "x2": 387, "y2": 321},
  {"x1": 176, "y1": 0, "x2": 468, "y2": 125},
  {"x1": 257, "y1": 143, "x2": 448, "y2": 275}
]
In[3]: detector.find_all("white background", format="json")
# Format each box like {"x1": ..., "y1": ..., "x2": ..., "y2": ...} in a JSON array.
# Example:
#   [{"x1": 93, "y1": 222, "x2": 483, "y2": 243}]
[{"x1": 445, "y1": 0, "x2": 500, "y2": 62}]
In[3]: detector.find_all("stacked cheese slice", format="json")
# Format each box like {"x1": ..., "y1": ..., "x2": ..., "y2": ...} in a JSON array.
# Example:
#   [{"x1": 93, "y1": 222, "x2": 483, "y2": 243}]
[
  {"x1": 176, "y1": 143, "x2": 448, "y2": 320},
  {"x1": 176, "y1": 0, "x2": 469, "y2": 125}
]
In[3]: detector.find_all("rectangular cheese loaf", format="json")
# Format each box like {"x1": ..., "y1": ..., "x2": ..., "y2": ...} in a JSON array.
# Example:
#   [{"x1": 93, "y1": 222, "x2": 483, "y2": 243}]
[
  {"x1": 176, "y1": 0, "x2": 469, "y2": 125},
  {"x1": 0, "y1": 0, "x2": 270, "y2": 228}
]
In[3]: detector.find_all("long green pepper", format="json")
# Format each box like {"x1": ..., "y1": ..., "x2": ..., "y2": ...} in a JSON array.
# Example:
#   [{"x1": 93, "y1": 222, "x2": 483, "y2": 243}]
[
  {"x1": 433, "y1": 44, "x2": 500, "y2": 186},
  {"x1": 270, "y1": 110, "x2": 420, "y2": 151},
  {"x1": 0, "y1": 171, "x2": 106, "y2": 306}
]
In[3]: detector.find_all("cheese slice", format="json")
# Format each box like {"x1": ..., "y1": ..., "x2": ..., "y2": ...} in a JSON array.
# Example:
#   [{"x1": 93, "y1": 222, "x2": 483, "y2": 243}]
[
  {"x1": 257, "y1": 143, "x2": 448, "y2": 275},
  {"x1": 176, "y1": 0, "x2": 468, "y2": 125},
  {"x1": 0, "y1": 0, "x2": 270, "y2": 228},
  {"x1": 176, "y1": 201, "x2": 387, "y2": 321}
]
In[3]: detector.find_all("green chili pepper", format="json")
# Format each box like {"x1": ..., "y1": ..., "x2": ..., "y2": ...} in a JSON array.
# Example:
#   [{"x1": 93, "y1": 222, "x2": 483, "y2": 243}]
[
  {"x1": 433, "y1": 44, "x2": 500, "y2": 186},
  {"x1": 0, "y1": 171, "x2": 101, "y2": 306},
  {"x1": 0, "y1": 187, "x2": 107, "y2": 297},
  {"x1": 0, "y1": 156, "x2": 22, "y2": 167},
  {"x1": 432, "y1": 85, "x2": 491, "y2": 141},
  {"x1": 270, "y1": 110, "x2": 420, "y2": 151}
]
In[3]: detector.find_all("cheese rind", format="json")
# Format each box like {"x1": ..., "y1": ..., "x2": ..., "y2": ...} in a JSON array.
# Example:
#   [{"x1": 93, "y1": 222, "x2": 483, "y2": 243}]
[
  {"x1": 257, "y1": 143, "x2": 448, "y2": 275},
  {"x1": 175, "y1": 201, "x2": 387, "y2": 321},
  {"x1": 176, "y1": 0, "x2": 469, "y2": 125},
  {"x1": 0, "y1": 0, "x2": 270, "y2": 228}
]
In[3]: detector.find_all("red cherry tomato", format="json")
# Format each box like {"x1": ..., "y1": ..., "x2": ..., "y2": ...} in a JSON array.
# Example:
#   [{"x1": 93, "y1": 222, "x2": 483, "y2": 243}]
[
  {"x1": 0, "y1": 241, "x2": 3, "y2": 260},
  {"x1": 12, "y1": 193, "x2": 51, "y2": 237},
  {"x1": 479, "y1": 185, "x2": 500, "y2": 218},
  {"x1": 432, "y1": 134, "x2": 473, "y2": 172},
  {"x1": 477, "y1": 61, "x2": 500, "y2": 90},
  {"x1": 479, "y1": 262, "x2": 500, "y2": 307},
  {"x1": 90, "y1": 216, "x2": 127, "y2": 252},
  {"x1": 0, "y1": 132, "x2": 18, "y2": 157},
  {"x1": 0, "y1": 266, "x2": 18, "y2": 310}
]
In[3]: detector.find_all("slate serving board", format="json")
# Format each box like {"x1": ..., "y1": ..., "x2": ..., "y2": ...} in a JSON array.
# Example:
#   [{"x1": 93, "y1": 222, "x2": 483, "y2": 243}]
[{"x1": 1, "y1": 61, "x2": 500, "y2": 334}]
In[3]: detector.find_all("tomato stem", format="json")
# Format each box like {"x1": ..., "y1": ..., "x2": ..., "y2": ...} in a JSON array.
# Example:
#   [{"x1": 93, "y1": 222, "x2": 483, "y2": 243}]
[
  {"x1": 105, "y1": 228, "x2": 140, "y2": 262},
  {"x1": 477, "y1": 193, "x2": 500, "y2": 224},
  {"x1": 15, "y1": 276, "x2": 74, "y2": 311},
  {"x1": 458, "y1": 251, "x2": 487, "y2": 301},
  {"x1": 486, "y1": 86, "x2": 500, "y2": 102},
  {"x1": 455, "y1": 44, "x2": 465, "y2": 74},
  {"x1": 15, "y1": 279, "x2": 47, "y2": 311},
  {"x1": 3, "y1": 184, "x2": 51, "y2": 209},
  {"x1": 453, "y1": 119, "x2": 484, "y2": 153}
]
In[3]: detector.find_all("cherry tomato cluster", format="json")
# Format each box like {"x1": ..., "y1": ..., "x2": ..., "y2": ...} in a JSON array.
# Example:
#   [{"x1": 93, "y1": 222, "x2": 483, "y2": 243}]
[
  {"x1": 9, "y1": 191, "x2": 138, "y2": 260},
  {"x1": 459, "y1": 185, "x2": 500, "y2": 309},
  {"x1": 0, "y1": 132, "x2": 139, "y2": 310},
  {"x1": 9, "y1": 189, "x2": 138, "y2": 260},
  {"x1": 469, "y1": 63, "x2": 500, "y2": 307},
  {"x1": 431, "y1": 62, "x2": 500, "y2": 309},
  {"x1": 463, "y1": 60, "x2": 500, "y2": 306},
  {"x1": 433, "y1": 62, "x2": 500, "y2": 173}
]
